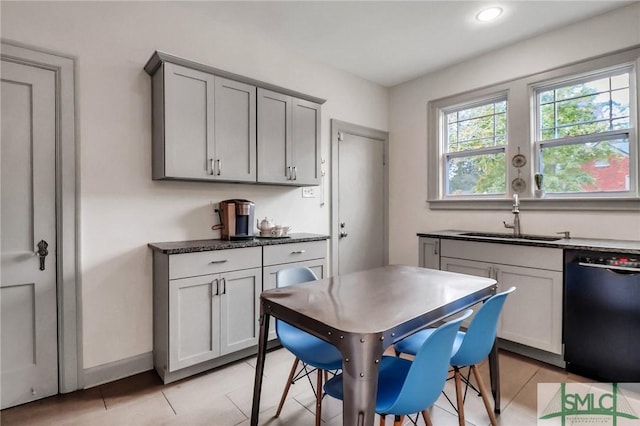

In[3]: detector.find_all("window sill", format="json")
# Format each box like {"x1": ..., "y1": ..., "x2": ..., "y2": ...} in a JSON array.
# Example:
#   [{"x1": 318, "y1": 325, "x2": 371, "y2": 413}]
[{"x1": 427, "y1": 197, "x2": 640, "y2": 211}]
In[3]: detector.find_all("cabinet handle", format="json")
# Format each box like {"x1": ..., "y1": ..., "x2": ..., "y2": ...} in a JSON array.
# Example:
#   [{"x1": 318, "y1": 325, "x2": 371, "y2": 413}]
[
  {"x1": 434, "y1": 241, "x2": 439, "y2": 255},
  {"x1": 291, "y1": 250, "x2": 306, "y2": 254},
  {"x1": 213, "y1": 279, "x2": 220, "y2": 296},
  {"x1": 216, "y1": 159, "x2": 221, "y2": 176},
  {"x1": 209, "y1": 158, "x2": 214, "y2": 175},
  {"x1": 287, "y1": 166, "x2": 292, "y2": 180},
  {"x1": 490, "y1": 267, "x2": 499, "y2": 280},
  {"x1": 221, "y1": 278, "x2": 226, "y2": 295},
  {"x1": 292, "y1": 166, "x2": 297, "y2": 180},
  {"x1": 210, "y1": 259, "x2": 228, "y2": 264}
]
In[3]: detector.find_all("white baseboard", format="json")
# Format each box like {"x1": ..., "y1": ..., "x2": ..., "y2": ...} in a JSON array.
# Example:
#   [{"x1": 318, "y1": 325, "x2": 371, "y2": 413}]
[{"x1": 83, "y1": 352, "x2": 153, "y2": 389}]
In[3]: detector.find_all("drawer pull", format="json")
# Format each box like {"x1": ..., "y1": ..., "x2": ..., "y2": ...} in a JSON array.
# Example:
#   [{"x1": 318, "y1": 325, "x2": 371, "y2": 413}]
[
  {"x1": 291, "y1": 250, "x2": 306, "y2": 254},
  {"x1": 210, "y1": 259, "x2": 228, "y2": 264}
]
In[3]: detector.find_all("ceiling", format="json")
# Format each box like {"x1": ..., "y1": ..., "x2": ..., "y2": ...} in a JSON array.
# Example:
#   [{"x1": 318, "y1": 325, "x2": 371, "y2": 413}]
[{"x1": 180, "y1": 1, "x2": 634, "y2": 87}]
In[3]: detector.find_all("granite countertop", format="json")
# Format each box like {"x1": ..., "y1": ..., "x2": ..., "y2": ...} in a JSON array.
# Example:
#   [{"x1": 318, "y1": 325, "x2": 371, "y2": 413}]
[
  {"x1": 148, "y1": 233, "x2": 330, "y2": 254},
  {"x1": 417, "y1": 230, "x2": 640, "y2": 255}
]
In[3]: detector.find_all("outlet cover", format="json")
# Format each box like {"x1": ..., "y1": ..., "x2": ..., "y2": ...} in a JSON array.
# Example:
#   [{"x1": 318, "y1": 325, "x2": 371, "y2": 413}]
[{"x1": 302, "y1": 187, "x2": 316, "y2": 198}]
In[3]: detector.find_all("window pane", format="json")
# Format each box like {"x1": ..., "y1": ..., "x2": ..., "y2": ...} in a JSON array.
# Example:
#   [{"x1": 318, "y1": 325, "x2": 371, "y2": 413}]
[
  {"x1": 537, "y1": 72, "x2": 630, "y2": 141},
  {"x1": 611, "y1": 73, "x2": 629, "y2": 90},
  {"x1": 539, "y1": 90, "x2": 554, "y2": 104},
  {"x1": 539, "y1": 138, "x2": 630, "y2": 193},
  {"x1": 611, "y1": 89, "x2": 630, "y2": 119},
  {"x1": 446, "y1": 152, "x2": 506, "y2": 196},
  {"x1": 458, "y1": 103, "x2": 495, "y2": 121}
]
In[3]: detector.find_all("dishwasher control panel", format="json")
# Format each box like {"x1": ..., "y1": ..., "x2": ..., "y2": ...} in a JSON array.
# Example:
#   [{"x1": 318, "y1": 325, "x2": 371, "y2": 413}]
[{"x1": 579, "y1": 254, "x2": 640, "y2": 270}]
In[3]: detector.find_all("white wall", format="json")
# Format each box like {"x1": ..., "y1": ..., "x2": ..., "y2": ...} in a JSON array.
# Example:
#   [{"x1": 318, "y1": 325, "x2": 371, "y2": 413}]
[
  {"x1": 1, "y1": 1, "x2": 389, "y2": 369},
  {"x1": 389, "y1": 3, "x2": 640, "y2": 266}
]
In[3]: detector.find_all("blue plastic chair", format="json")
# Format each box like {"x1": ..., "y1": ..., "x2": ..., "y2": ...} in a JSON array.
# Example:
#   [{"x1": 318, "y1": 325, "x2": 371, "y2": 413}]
[
  {"x1": 274, "y1": 267, "x2": 343, "y2": 426},
  {"x1": 324, "y1": 309, "x2": 473, "y2": 426},
  {"x1": 394, "y1": 287, "x2": 516, "y2": 426}
]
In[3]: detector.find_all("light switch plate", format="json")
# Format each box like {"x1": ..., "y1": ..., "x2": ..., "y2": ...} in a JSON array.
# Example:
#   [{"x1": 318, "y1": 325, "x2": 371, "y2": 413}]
[{"x1": 302, "y1": 187, "x2": 316, "y2": 198}]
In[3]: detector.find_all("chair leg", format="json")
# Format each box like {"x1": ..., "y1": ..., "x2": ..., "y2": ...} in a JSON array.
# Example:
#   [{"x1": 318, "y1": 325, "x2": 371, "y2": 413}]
[
  {"x1": 422, "y1": 409, "x2": 434, "y2": 426},
  {"x1": 454, "y1": 367, "x2": 466, "y2": 426},
  {"x1": 393, "y1": 415, "x2": 404, "y2": 426},
  {"x1": 276, "y1": 357, "x2": 300, "y2": 417},
  {"x1": 315, "y1": 368, "x2": 323, "y2": 426},
  {"x1": 471, "y1": 364, "x2": 498, "y2": 426}
]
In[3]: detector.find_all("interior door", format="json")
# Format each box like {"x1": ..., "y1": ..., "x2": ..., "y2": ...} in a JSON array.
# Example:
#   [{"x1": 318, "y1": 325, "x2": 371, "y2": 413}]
[
  {"x1": 1, "y1": 60, "x2": 58, "y2": 409},
  {"x1": 337, "y1": 132, "x2": 386, "y2": 275}
]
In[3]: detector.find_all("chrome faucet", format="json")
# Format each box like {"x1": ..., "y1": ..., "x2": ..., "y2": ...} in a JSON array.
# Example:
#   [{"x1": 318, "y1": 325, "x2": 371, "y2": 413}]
[{"x1": 503, "y1": 194, "x2": 521, "y2": 237}]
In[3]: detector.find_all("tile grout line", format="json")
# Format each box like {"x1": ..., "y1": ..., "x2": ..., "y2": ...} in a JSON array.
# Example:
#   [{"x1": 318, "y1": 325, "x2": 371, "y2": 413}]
[
  {"x1": 99, "y1": 389, "x2": 107, "y2": 411},
  {"x1": 225, "y1": 392, "x2": 249, "y2": 424},
  {"x1": 499, "y1": 364, "x2": 541, "y2": 415},
  {"x1": 161, "y1": 390, "x2": 177, "y2": 416}
]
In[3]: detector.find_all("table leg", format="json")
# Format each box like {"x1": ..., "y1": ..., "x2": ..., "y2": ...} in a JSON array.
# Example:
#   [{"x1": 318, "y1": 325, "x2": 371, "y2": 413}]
[
  {"x1": 340, "y1": 335, "x2": 381, "y2": 426},
  {"x1": 488, "y1": 340, "x2": 501, "y2": 414},
  {"x1": 250, "y1": 310, "x2": 270, "y2": 426}
]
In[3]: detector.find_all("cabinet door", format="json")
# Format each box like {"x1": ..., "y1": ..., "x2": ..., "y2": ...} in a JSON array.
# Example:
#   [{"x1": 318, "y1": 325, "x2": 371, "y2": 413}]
[
  {"x1": 213, "y1": 77, "x2": 256, "y2": 182},
  {"x1": 496, "y1": 265, "x2": 563, "y2": 354},
  {"x1": 418, "y1": 237, "x2": 440, "y2": 269},
  {"x1": 168, "y1": 275, "x2": 220, "y2": 371},
  {"x1": 441, "y1": 257, "x2": 493, "y2": 327},
  {"x1": 163, "y1": 63, "x2": 216, "y2": 180},
  {"x1": 257, "y1": 88, "x2": 291, "y2": 184},
  {"x1": 263, "y1": 258, "x2": 328, "y2": 341},
  {"x1": 291, "y1": 98, "x2": 321, "y2": 186},
  {"x1": 219, "y1": 267, "x2": 262, "y2": 355}
]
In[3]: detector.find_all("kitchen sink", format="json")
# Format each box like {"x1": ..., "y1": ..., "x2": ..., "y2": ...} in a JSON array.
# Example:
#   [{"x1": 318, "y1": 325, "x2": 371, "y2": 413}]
[{"x1": 460, "y1": 232, "x2": 563, "y2": 241}]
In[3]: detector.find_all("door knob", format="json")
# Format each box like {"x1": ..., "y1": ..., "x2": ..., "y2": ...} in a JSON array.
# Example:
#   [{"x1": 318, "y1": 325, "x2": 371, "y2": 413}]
[
  {"x1": 36, "y1": 240, "x2": 48, "y2": 271},
  {"x1": 339, "y1": 232, "x2": 348, "y2": 239}
]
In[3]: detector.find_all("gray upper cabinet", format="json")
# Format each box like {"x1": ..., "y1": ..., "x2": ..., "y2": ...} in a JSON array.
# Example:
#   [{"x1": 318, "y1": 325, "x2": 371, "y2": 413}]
[
  {"x1": 257, "y1": 88, "x2": 321, "y2": 186},
  {"x1": 151, "y1": 62, "x2": 256, "y2": 182},
  {"x1": 213, "y1": 78, "x2": 256, "y2": 182},
  {"x1": 145, "y1": 51, "x2": 324, "y2": 185}
]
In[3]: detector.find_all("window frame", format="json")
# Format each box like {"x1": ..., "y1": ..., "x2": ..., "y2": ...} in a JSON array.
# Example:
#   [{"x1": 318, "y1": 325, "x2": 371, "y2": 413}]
[
  {"x1": 441, "y1": 94, "x2": 508, "y2": 198},
  {"x1": 531, "y1": 64, "x2": 636, "y2": 199},
  {"x1": 427, "y1": 46, "x2": 640, "y2": 211}
]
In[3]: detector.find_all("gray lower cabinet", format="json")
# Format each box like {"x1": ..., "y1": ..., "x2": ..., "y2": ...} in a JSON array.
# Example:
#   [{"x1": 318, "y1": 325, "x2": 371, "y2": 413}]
[
  {"x1": 151, "y1": 62, "x2": 256, "y2": 182},
  {"x1": 152, "y1": 240, "x2": 328, "y2": 383},
  {"x1": 262, "y1": 240, "x2": 328, "y2": 341},
  {"x1": 439, "y1": 240, "x2": 563, "y2": 358},
  {"x1": 418, "y1": 237, "x2": 440, "y2": 270},
  {"x1": 257, "y1": 88, "x2": 321, "y2": 186},
  {"x1": 153, "y1": 246, "x2": 262, "y2": 383}
]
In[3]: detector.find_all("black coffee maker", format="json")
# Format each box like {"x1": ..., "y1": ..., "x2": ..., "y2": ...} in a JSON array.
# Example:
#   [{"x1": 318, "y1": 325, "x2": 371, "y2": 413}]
[{"x1": 217, "y1": 199, "x2": 255, "y2": 240}]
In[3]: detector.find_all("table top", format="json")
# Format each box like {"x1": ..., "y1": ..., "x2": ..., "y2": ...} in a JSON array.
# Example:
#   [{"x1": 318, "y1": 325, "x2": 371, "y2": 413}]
[{"x1": 261, "y1": 265, "x2": 497, "y2": 336}]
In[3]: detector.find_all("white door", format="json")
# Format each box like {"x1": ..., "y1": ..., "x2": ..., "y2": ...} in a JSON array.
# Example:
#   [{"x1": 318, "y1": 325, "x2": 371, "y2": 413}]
[
  {"x1": 1, "y1": 60, "x2": 58, "y2": 409},
  {"x1": 336, "y1": 129, "x2": 387, "y2": 275}
]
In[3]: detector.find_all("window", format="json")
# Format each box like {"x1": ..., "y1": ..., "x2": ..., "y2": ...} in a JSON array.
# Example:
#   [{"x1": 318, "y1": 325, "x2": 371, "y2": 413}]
[
  {"x1": 444, "y1": 97, "x2": 507, "y2": 196},
  {"x1": 427, "y1": 47, "x2": 639, "y2": 209},
  {"x1": 534, "y1": 68, "x2": 632, "y2": 195}
]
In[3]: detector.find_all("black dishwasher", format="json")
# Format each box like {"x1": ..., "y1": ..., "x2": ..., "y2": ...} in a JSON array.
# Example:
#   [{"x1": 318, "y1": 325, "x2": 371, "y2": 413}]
[{"x1": 564, "y1": 250, "x2": 640, "y2": 382}]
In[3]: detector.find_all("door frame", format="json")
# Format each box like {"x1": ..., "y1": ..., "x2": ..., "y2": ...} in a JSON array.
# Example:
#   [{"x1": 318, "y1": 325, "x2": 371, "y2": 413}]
[
  {"x1": 1, "y1": 41, "x2": 80, "y2": 392},
  {"x1": 330, "y1": 119, "x2": 389, "y2": 276}
]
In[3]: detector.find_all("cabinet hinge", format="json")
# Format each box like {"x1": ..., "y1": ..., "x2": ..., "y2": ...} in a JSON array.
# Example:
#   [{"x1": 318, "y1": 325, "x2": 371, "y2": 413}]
[{"x1": 337, "y1": 131, "x2": 344, "y2": 142}]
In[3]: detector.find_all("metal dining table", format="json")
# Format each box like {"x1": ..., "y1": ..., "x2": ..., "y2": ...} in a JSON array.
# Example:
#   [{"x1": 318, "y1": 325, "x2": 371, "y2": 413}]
[{"x1": 250, "y1": 265, "x2": 499, "y2": 426}]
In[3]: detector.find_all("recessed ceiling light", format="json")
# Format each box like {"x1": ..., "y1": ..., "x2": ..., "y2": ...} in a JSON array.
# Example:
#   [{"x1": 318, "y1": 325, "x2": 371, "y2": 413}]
[{"x1": 476, "y1": 7, "x2": 503, "y2": 22}]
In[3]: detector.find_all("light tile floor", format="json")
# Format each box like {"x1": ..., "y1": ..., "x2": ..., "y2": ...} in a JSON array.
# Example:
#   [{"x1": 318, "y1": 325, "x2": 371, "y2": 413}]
[{"x1": 1, "y1": 348, "x2": 588, "y2": 426}]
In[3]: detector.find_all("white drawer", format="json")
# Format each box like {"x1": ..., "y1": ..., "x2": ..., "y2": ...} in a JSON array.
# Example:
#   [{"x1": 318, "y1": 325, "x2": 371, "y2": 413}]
[
  {"x1": 169, "y1": 246, "x2": 261, "y2": 279},
  {"x1": 263, "y1": 240, "x2": 327, "y2": 266}
]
